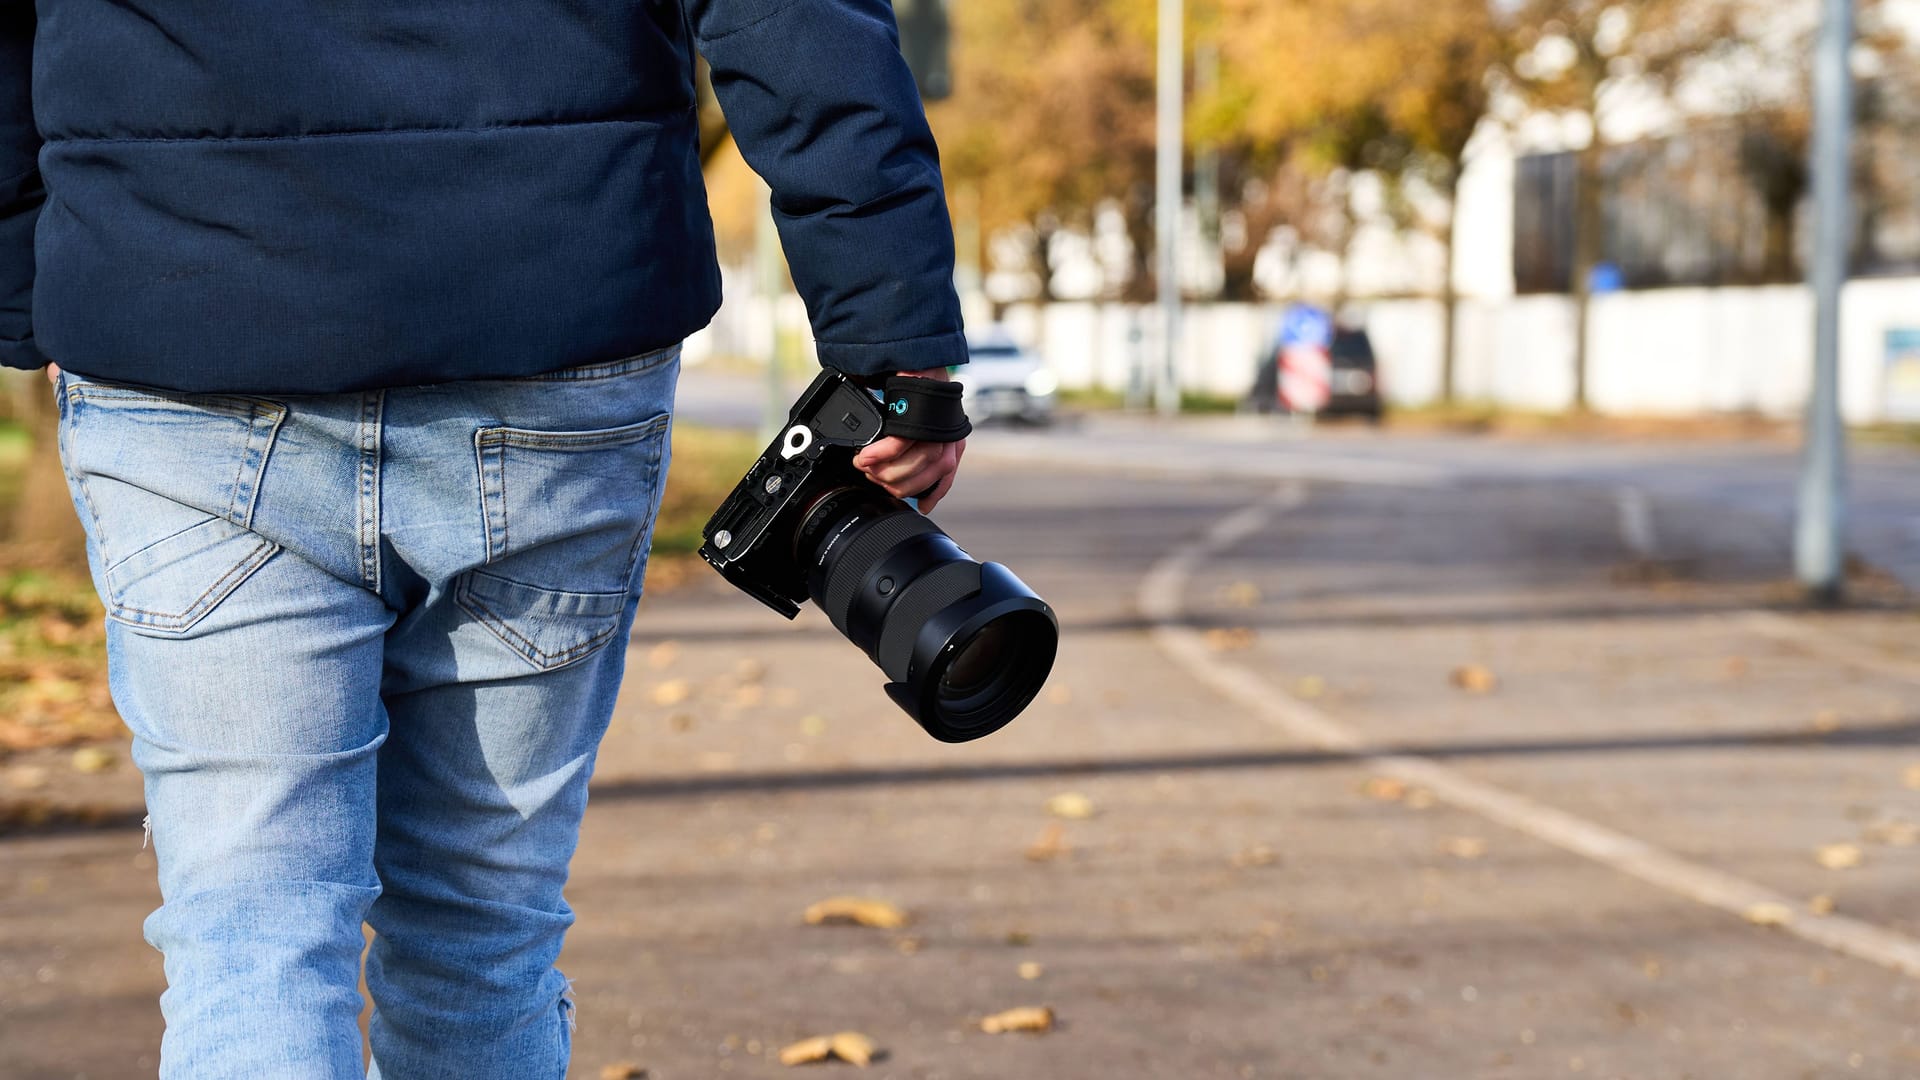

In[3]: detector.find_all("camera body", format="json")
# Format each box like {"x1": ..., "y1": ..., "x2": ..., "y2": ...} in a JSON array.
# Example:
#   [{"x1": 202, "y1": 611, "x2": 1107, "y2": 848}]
[
  {"x1": 700, "y1": 372, "x2": 894, "y2": 620},
  {"x1": 699, "y1": 370, "x2": 1057, "y2": 742}
]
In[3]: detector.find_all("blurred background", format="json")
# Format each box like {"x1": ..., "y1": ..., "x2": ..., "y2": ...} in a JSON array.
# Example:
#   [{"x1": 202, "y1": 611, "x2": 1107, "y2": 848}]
[{"x1": 6, "y1": 1, "x2": 1920, "y2": 1077}]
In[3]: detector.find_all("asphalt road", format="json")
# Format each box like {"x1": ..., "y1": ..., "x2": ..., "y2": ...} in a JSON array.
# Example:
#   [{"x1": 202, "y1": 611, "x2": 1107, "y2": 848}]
[{"x1": 4, "y1": 373, "x2": 1920, "y2": 1079}]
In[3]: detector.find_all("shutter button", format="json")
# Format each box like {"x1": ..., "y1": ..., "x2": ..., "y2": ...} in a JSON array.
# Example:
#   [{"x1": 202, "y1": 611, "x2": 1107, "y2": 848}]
[{"x1": 877, "y1": 577, "x2": 896, "y2": 596}]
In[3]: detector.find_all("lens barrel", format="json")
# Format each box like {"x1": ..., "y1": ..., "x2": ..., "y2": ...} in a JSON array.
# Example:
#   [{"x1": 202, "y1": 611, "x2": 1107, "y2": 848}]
[{"x1": 797, "y1": 489, "x2": 1056, "y2": 742}]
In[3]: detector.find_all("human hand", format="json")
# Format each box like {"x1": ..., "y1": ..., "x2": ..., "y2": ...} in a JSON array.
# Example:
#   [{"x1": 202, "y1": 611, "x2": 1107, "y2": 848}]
[
  {"x1": 851, "y1": 366, "x2": 967, "y2": 513},
  {"x1": 45, "y1": 363, "x2": 59, "y2": 385}
]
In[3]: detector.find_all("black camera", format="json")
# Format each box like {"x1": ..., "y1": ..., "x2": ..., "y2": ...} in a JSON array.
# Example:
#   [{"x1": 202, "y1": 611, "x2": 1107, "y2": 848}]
[{"x1": 699, "y1": 371, "x2": 1057, "y2": 743}]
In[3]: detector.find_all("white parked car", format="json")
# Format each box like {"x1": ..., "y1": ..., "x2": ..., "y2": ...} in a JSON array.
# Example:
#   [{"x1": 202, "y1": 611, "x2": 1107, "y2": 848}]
[{"x1": 960, "y1": 329, "x2": 1056, "y2": 425}]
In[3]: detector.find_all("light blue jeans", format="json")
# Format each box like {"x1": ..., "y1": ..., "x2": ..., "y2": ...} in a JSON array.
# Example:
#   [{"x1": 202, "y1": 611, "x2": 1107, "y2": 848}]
[{"x1": 53, "y1": 345, "x2": 681, "y2": 1079}]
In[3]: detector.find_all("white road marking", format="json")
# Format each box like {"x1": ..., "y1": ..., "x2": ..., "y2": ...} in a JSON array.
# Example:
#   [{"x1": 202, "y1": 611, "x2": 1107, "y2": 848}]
[
  {"x1": 1142, "y1": 485, "x2": 1920, "y2": 981},
  {"x1": 1741, "y1": 611, "x2": 1920, "y2": 686},
  {"x1": 1610, "y1": 484, "x2": 1920, "y2": 686}
]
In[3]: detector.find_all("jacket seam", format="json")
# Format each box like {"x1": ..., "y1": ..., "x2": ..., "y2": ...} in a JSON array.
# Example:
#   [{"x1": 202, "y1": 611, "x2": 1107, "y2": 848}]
[
  {"x1": 49, "y1": 113, "x2": 689, "y2": 148},
  {"x1": 697, "y1": 0, "x2": 808, "y2": 44}
]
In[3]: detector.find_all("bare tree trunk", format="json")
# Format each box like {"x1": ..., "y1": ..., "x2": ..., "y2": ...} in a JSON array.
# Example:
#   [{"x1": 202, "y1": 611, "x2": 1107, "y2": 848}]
[
  {"x1": 1031, "y1": 222, "x2": 1059, "y2": 303},
  {"x1": 1439, "y1": 171, "x2": 1462, "y2": 405}
]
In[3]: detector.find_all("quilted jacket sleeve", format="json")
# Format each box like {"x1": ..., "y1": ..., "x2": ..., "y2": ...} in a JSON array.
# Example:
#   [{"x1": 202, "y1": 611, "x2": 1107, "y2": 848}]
[
  {"x1": 688, "y1": 0, "x2": 966, "y2": 376},
  {"x1": 0, "y1": 0, "x2": 41, "y2": 371}
]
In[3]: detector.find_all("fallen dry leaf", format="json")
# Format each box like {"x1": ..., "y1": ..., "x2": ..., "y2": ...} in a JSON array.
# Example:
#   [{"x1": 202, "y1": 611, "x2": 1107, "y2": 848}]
[
  {"x1": 1220, "y1": 581, "x2": 1262, "y2": 608},
  {"x1": 1361, "y1": 777, "x2": 1408, "y2": 802},
  {"x1": 778, "y1": 1036, "x2": 832, "y2": 1066},
  {"x1": 800, "y1": 714, "x2": 828, "y2": 737},
  {"x1": 1443, "y1": 836, "x2": 1487, "y2": 860},
  {"x1": 828, "y1": 1032, "x2": 875, "y2": 1066},
  {"x1": 734, "y1": 658, "x2": 768, "y2": 684},
  {"x1": 1231, "y1": 844, "x2": 1279, "y2": 868},
  {"x1": 1723, "y1": 656, "x2": 1749, "y2": 677},
  {"x1": 730, "y1": 684, "x2": 766, "y2": 708},
  {"x1": 1815, "y1": 843, "x2": 1864, "y2": 870},
  {"x1": 1450, "y1": 665, "x2": 1499, "y2": 694},
  {"x1": 1202, "y1": 627, "x2": 1256, "y2": 652},
  {"x1": 778, "y1": 1032, "x2": 877, "y2": 1067},
  {"x1": 1025, "y1": 823, "x2": 1070, "y2": 862},
  {"x1": 70, "y1": 746, "x2": 115, "y2": 774},
  {"x1": 1045, "y1": 792, "x2": 1096, "y2": 820},
  {"x1": 1903, "y1": 764, "x2": 1920, "y2": 791},
  {"x1": 1864, "y1": 819, "x2": 1920, "y2": 847},
  {"x1": 646, "y1": 641, "x2": 679, "y2": 669},
  {"x1": 1293, "y1": 675, "x2": 1326, "y2": 700},
  {"x1": 600, "y1": 1064, "x2": 648, "y2": 1080},
  {"x1": 1045, "y1": 685, "x2": 1074, "y2": 706},
  {"x1": 1404, "y1": 788, "x2": 1436, "y2": 810},
  {"x1": 650, "y1": 679, "x2": 691, "y2": 707},
  {"x1": 1809, "y1": 894, "x2": 1837, "y2": 915},
  {"x1": 1811, "y1": 710, "x2": 1842, "y2": 733},
  {"x1": 1745, "y1": 902, "x2": 1793, "y2": 927},
  {"x1": 803, "y1": 897, "x2": 909, "y2": 930},
  {"x1": 1018, "y1": 962, "x2": 1044, "y2": 980},
  {"x1": 980, "y1": 1006, "x2": 1054, "y2": 1034}
]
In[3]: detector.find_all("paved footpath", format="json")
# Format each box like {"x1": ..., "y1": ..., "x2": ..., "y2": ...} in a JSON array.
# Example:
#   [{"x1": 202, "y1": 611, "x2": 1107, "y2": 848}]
[{"x1": 4, "y1": 435, "x2": 1920, "y2": 1079}]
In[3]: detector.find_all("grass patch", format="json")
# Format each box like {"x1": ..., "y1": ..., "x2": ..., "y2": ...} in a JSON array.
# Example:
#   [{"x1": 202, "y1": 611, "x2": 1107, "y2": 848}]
[
  {"x1": 1057, "y1": 386, "x2": 1243, "y2": 414},
  {"x1": 651, "y1": 422, "x2": 761, "y2": 558},
  {"x1": 1856, "y1": 423, "x2": 1920, "y2": 449},
  {"x1": 0, "y1": 566, "x2": 121, "y2": 754}
]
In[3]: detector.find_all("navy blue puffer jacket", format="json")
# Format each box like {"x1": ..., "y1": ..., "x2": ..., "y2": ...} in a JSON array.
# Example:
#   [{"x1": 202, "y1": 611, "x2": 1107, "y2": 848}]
[{"x1": 0, "y1": 0, "x2": 965, "y2": 393}]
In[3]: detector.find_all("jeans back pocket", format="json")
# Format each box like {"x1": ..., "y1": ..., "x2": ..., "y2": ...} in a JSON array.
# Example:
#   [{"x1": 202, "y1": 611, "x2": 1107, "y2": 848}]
[
  {"x1": 456, "y1": 413, "x2": 672, "y2": 671},
  {"x1": 58, "y1": 380, "x2": 285, "y2": 636}
]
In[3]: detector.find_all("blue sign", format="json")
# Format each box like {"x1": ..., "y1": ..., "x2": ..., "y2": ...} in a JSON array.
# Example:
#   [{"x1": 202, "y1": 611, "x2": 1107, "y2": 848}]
[{"x1": 1276, "y1": 303, "x2": 1334, "y2": 351}]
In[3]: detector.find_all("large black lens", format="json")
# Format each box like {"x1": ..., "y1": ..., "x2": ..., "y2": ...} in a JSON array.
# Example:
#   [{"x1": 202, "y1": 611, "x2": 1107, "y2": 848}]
[
  {"x1": 942, "y1": 621, "x2": 1009, "y2": 695},
  {"x1": 797, "y1": 488, "x2": 1056, "y2": 742}
]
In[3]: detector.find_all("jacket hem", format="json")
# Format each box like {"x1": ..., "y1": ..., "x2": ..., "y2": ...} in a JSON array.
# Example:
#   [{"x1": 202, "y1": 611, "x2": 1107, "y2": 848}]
[
  {"x1": 0, "y1": 335, "x2": 44, "y2": 371},
  {"x1": 816, "y1": 331, "x2": 969, "y2": 377}
]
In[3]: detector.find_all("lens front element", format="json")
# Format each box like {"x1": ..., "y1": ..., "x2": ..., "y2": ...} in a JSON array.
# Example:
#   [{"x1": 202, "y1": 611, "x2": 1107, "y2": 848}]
[{"x1": 800, "y1": 489, "x2": 1057, "y2": 742}]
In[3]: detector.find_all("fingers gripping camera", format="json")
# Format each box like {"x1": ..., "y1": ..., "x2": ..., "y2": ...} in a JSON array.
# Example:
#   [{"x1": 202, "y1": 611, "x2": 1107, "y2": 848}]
[{"x1": 699, "y1": 372, "x2": 1058, "y2": 742}]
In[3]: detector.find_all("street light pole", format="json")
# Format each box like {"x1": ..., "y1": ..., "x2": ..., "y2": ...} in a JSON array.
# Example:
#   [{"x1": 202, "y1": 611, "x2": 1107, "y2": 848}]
[
  {"x1": 1796, "y1": 0, "x2": 1854, "y2": 605},
  {"x1": 1154, "y1": 0, "x2": 1183, "y2": 417}
]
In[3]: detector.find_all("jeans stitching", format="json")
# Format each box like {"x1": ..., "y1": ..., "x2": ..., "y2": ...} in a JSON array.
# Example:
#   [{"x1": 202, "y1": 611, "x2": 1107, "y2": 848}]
[
  {"x1": 452, "y1": 577, "x2": 623, "y2": 668},
  {"x1": 237, "y1": 404, "x2": 287, "y2": 530},
  {"x1": 358, "y1": 392, "x2": 384, "y2": 591},
  {"x1": 108, "y1": 537, "x2": 277, "y2": 624}
]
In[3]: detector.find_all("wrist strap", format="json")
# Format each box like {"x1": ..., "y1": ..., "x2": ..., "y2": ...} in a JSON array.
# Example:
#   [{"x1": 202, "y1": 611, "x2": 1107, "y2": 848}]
[{"x1": 880, "y1": 376, "x2": 972, "y2": 443}]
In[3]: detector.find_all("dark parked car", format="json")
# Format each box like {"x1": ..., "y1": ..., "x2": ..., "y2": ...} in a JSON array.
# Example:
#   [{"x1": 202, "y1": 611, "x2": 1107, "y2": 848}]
[{"x1": 1249, "y1": 327, "x2": 1383, "y2": 421}]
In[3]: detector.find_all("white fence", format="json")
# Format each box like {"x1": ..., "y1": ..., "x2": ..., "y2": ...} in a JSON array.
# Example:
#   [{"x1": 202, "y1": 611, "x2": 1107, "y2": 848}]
[{"x1": 1000, "y1": 277, "x2": 1920, "y2": 423}]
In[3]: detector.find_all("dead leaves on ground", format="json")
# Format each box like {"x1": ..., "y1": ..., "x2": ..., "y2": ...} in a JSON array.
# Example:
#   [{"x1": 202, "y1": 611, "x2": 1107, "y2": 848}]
[
  {"x1": 1814, "y1": 843, "x2": 1864, "y2": 870},
  {"x1": 1449, "y1": 664, "x2": 1499, "y2": 694},
  {"x1": 1359, "y1": 776, "x2": 1433, "y2": 810},
  {"x1": 1202, "y1": 627, "x2": 1256, "y2": 652},
  {"x1": 779, "y1": 1031, "x2": 877, "y2": 1067},
  {"x1": 1044, "y1": 792, "x2": 1096, "y2": 820},
  {"x1": 1025, "y1": 823, "x2": 1071, "y2": 862},
  {"x1": 803, "y1": 897, "x2": 909, "y2": 930},
  {"x1": 980, "y1": 1006, "x2": 1055, "y2": 1034},
  {"x1": 1744, "y1": 901, "x2": 1794, "y2": 927}
]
